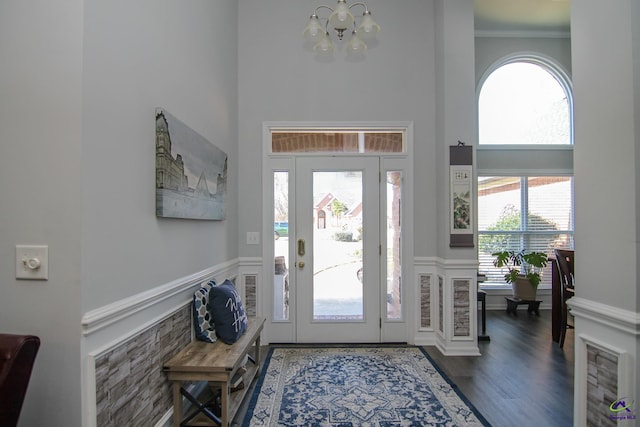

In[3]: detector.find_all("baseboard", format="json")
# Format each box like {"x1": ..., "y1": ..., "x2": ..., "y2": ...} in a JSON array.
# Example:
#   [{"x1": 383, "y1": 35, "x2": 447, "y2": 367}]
[
  {"x1": 434, "y1": 341, "x2": 481, "y2": 356},
  {"x1": 154, "y1": 410, "x2": 172, "y2": 427}
]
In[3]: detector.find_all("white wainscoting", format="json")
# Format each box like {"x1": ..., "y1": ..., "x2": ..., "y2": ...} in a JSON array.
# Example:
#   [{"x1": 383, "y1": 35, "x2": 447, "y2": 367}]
[
  {"x1": 81, "y1": 260, "x2": 239, "y2": 427},
  {"x1": 568, "y1": 297, "x2": 640, "y2": 427},
  {"x1": 414, "y1": 257, "x2": 481, "y2": 356}
]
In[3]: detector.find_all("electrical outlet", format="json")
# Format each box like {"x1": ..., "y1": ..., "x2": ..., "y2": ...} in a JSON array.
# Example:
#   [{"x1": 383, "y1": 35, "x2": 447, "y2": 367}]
[{"x1": 246, "y1": 232, "x2": 260, "y2": 245}]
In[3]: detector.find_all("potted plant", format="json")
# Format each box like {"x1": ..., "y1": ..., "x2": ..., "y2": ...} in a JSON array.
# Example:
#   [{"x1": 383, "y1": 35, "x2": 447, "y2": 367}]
[{"x1": 492, "y1": 249, "x2": 548, "y2": 300}]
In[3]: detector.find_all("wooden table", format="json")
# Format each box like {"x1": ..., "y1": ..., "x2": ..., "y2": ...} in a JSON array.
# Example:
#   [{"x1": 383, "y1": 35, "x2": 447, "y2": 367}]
[
  {"x1": 478, "y1": 289, "x2": 490, "y2": 341},
  {"x1": 163, "y1": 317, "x2": 265, "y2": 427}
]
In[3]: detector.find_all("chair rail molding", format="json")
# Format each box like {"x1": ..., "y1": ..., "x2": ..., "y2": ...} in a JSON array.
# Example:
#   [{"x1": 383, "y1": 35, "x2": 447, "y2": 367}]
[
  {"x1": 238, "y1": 256, "x2": 263, "y2": 267},
  {"x1": 414, "y1": 256, "x2": 479, "y2": 270},
  {"x1": 82, "y1": 259, "x2": 237, "y2": 338},
  {"x1": 567, "y1": 297, "x2": 640, "y2": 336}
]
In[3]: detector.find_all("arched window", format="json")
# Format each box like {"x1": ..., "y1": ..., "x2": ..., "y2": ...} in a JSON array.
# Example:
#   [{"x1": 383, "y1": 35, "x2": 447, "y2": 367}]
[
  {"x1": 478, "y1": 59, "x2": 572, "y2": 145},
  {"x1": 477, "y1": 57, "x2": 574, "y2": 287}
]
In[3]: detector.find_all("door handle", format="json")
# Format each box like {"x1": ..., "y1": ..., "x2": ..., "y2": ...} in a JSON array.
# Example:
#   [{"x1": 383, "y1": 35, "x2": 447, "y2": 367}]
[
  {"x1": 297, "y1": 239, "x2": 306, "y2": 256},
  {"x1": 297, "y1": 261, "x2": 305, "y2": 269}
]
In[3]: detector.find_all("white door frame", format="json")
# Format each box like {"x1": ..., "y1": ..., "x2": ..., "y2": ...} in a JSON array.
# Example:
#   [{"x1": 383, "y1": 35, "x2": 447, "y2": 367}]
[{"x1": 261, "y1": 122, "x2": 414, "y2": 344}]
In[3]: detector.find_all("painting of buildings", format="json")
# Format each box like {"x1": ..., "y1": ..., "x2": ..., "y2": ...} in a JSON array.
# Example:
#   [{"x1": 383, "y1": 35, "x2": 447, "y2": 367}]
[{"x1": 155, "y1": 108, "x2": 227, "y2": 220}]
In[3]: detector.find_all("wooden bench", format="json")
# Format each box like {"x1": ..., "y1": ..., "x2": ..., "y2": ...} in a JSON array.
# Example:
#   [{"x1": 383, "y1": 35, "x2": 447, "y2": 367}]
[{"x1": 163, "y1": 317, "x2": 265, "y2": 427}]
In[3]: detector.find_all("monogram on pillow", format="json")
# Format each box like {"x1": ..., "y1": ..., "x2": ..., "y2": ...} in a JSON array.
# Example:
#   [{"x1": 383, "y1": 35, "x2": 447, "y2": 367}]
[{"x1": 225, "y1": 290, "x2": 248, "y2": 332}]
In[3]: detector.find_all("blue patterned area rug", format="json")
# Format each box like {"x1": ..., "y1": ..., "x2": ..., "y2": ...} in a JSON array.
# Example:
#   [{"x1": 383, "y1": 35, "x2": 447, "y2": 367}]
[{"x1": 242, "y1": 346, "x2": 491, "y2": 426}]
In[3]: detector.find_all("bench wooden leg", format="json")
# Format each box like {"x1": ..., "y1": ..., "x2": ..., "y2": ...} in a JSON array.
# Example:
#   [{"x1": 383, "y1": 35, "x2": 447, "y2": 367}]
[
  {"x1": 172, "y1": 382, "x2": 182, "y2": 427},
  {"x1": 255, "y1": 335, "x2": 261, "y2": 375},
  {"x1": 220, "y1": 383, "x2": 229, "y2": 427}
]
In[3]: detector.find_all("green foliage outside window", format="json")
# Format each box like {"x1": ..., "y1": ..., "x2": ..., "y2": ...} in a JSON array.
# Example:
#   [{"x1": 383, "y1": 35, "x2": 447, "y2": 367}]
[
  {"x1": 479, "y1": 205, "x2": 557, "y2": 255},
  {"x1": 331, "y1": 199, "x2": 348, "y2": 226}
]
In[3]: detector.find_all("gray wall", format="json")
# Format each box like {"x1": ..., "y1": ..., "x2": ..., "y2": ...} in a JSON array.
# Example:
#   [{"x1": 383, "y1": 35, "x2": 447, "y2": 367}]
[
  {"x1": 475, "y1": 36, "x2": 572, "y2": 85},
  {"x1": 237, "y1": 0, "x2": 476, "y2": 261},
  {"x1": 0, "y1": 1, "x2": 239, "y2": 426},
  {"x1": 81, "y1": 0, "x2": 239, "y2": 310},
  {"x1": 572, "y1": 0, "x2": 638, "y2": 312},
  {"x1": 0, "y1": 1, "x2": 83, "y2": 425}
]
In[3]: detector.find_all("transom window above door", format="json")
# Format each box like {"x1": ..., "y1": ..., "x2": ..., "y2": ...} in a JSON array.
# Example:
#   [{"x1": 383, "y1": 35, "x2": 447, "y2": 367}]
[{"x1": 270, "y1": 129, "x2": 406, "y2": 154}]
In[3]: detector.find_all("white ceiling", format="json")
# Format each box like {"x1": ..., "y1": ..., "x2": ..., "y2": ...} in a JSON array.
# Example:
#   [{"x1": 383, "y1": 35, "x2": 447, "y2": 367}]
[{"x1": 474, "y1": 0, "x2": 570, "y2": 35}]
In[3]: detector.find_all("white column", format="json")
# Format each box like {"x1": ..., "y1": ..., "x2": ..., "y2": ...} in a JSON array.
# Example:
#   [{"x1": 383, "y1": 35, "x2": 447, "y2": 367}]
[
  {"x1": 432, "y1": 0, "x2": 479, "y2": 356},
  {"x1": 570, "y1": 0, "x2": 640, "y2": 424}
]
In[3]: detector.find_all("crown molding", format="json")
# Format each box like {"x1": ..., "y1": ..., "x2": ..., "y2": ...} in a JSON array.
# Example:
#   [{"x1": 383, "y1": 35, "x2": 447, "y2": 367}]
[{"x1": 475, "y1": 30, "x2": 571, "y2": 39}]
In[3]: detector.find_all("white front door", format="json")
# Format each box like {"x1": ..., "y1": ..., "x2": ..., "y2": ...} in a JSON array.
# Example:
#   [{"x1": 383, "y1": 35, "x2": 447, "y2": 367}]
[{"x1": 294, "y1": 157, "x2": 381, "y2": 342}]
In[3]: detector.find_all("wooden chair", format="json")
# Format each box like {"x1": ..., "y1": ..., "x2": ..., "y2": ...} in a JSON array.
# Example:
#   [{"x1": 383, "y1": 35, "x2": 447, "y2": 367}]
[
  {"x1": 0, "y1": 334, "x2": 40, "y2": 427},
  {"x1": 554, "y1": 249, "x2": 574, "y2": 348}
]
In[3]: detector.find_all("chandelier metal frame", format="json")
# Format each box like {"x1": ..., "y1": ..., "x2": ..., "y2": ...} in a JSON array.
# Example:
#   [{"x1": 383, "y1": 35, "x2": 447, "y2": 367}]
[{"x1": 303, "y1": 0, "x2": 380, "y2": 56}]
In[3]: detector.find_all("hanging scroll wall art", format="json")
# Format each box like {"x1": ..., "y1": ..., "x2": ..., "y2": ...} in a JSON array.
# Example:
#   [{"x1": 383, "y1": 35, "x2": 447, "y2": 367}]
[{"x1": 450, "y1": 142, "x2": 474, "y2": 247}]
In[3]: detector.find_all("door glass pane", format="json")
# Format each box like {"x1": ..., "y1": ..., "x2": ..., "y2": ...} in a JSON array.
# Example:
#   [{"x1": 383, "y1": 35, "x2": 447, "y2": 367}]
[
  {"x1": 312, "y1": 171, "x2": 363, "y2": 320},
  {"x1": 273, "y1": 171, "x2": 289, "y2": 321},
  {"x1": 386, "y1": 171, "x2": 402, "y2": 320}
]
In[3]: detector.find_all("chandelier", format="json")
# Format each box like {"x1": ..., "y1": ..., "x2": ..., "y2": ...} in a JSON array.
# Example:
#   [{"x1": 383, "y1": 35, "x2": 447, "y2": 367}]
[{"x1": 303, "y1": 0, "x2": 380, "y2": 56}]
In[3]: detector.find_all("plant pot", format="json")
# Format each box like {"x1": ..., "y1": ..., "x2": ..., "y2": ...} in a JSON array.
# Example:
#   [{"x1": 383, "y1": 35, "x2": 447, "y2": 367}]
[{"x1": 512, "y1": 276, "x2": 537, "y2": 300}]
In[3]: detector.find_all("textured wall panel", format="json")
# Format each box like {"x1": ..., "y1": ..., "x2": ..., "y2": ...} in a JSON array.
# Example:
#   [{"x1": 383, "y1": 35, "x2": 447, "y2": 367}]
[
  {"x1": 95, "y1": 306, "x2": 191, "y2": 427},
  {"x1": 244, "y1": 274, "x2": 257, "y2": 316},
  {"x1": 420, "y1": 274, "x2": 431, "y2": 328},
  {"x1": 438, "y1": 276, "x2": 444, "y2": 333},
  {"x1": 586, "y1": 344, "x2": 618, "y2": 427},
  {"x1": 453, "y1": 279, "x2": 470, "y2": 337}
]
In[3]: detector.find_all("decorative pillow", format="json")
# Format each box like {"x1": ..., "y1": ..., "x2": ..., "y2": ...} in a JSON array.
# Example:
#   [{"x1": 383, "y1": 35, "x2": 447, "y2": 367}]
[
  {"x1": 208, "y1": 279, "x2": 248, "y2": 344},
  {"x1": 192, "y1": 281, "x2": 217, "y2": 343}
]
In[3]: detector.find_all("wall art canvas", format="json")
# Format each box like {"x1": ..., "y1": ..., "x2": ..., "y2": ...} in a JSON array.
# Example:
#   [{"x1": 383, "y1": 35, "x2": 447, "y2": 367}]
[{"x1": 155, "y1": 108, "x2": 227, "y2": 220}]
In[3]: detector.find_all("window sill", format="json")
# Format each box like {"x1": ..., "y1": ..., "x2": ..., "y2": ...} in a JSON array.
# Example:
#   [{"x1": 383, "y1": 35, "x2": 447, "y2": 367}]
[{"x1": 477, "y1": 144, "x2": 573, "y2": 151}]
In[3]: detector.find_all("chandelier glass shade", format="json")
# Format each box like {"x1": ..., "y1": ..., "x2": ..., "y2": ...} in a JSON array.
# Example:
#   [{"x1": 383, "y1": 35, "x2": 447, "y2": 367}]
[{"x1": 303, "y1": 0, "x2": 380, "y2": 56}]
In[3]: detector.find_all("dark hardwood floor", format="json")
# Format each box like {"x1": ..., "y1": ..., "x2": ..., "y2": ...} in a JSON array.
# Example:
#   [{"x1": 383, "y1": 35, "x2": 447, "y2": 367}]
[
  {"x1": 233, "y1": 309, "x2": 574, "y2": 427},
  {"x1": 425, "y1": 309, "x2": 574, "y2": 427}
]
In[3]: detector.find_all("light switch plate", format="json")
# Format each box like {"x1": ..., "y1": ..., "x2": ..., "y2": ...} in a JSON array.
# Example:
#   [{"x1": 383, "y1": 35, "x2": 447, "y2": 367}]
[{"x1": 16, "y1": 245, "x2": 49, "y2": 280}]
